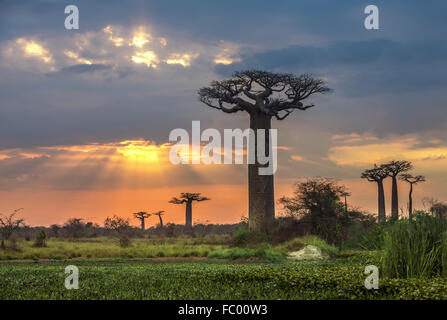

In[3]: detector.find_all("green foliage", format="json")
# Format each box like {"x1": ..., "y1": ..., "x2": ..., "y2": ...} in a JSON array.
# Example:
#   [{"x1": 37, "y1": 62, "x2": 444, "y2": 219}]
[
  {"x1": 357, "y1": 224, "x2": 386, "y2": 250},
  {"x1": 382, "y1": 213, "x2": 447, "y2": 278},
  {"x1": 279, "y1": 178, "x2": 374, "y2": 245},
  {"x1": 209, "y1": 245, "x2": 285, "y2": 262},
  {"x1": 232, "y1": 227, "x2": 251, "y2": 246},
  {"x1": 279, "y1": 235, "x2": 339, "y2": 256},
  {"x1": 119, "y1": 236, "x2": 131, "y2": 248},
  {"x1": 1, "y1": 256, "x2": 447, "y2": 299},
  {"x1": 33, "y1": 229, "x2": 47, "y2": 248}
]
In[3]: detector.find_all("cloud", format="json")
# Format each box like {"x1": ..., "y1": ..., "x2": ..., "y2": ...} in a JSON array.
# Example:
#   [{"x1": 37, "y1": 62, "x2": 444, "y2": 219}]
[
  {"x1": 290, "y1": 155, "x2": 305, "y2": 162},
  {"x1": 327, "y1": 133, "x2": 447, "y2": 168},
  {"x1": 215, "y1": 39, "x2": 447, "y2": 94},
  {"x1": 58, "y1": 63, "x2": 113, "y2": 74}
]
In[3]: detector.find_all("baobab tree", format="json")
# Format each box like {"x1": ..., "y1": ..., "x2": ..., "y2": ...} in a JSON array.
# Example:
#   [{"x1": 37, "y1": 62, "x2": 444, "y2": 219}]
[
  {"x1": 198, "y1": 70, "x2": 330, "y2": 232},
  {"x1": 400, "y1": 174, "x2": 425, "y2": 219},
  {"x1": 169, "y1": 193, "x2": 210, "y2": 227},
  {"x1": 151, "y1": 210, "x2": 165, "y2": 228},
  {"x1": 340, "y1": 191, "x2": 351, "y2": 213},
  {"x1": 133, "y1": 211, "x2": 151, "y2": 230},
  {"x1": 383, "y1": 160, "x2": 413, "y2": 220},
  {"x1": 361, "y1": 165, "x2": 389, "y2": 223}
]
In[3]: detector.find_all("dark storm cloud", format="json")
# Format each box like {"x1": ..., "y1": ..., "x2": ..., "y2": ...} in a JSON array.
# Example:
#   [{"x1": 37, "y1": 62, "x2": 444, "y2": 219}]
[
  {"x1": 216, "y1": 39, "x2": 447, "y2": 92},
  {"x1": 3, "y1": 0, "x2": 446, "y2": 44},
  {"x1": 57, "y1": 63, "x2": 112, "y2": 74}
]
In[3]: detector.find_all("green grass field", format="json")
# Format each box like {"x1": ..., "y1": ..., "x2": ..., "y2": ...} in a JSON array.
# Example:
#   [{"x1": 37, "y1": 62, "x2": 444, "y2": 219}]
[
  {"x1": 0, "y1": 237, "x2": 446, "y2": 299},
  {"x1": 0, "y1": 235, "x2": 338, "y2": 262},
  {"x1": 1, "y1": 257, "x2": 446, "y2": 299}
]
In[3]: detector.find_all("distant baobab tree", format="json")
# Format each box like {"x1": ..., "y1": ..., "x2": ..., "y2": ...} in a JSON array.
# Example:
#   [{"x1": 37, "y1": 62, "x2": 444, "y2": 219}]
[
  {"x1": 361, "y1": 165, "x2": 389, "y2": 223},
  {"x1": 169, "y1": 193, "x2": 210, "y2": 227},
  {"x1": 133, "y1": 211, "x2": 151, "y2": 230},
  {"x1": 400, "y1": 174, "x2": 425, "y2": 219},
  {"x1": 340, "y1": 191, "x2": 351, "y2": 213},
  {"x1": 152, "y1": 210, "x2": 165, "y2": 228},
  {"x1": 383, "y1": 160, "x2": 413, "y2": 220},
  {"x1": 198, "y1": 70, "x2": 330, "y2": 232}
]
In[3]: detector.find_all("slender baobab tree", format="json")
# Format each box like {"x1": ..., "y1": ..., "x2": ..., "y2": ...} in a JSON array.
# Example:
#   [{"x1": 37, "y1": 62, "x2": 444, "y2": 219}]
[
  {"x1": 340, "y1": 191, "x2": 351, "y2": 213},
  {"x1": 169, "y1": 193, "x2": 210, "y2": 227},
  {"x1": 152, "y1": 210, "x2": 165, "y2": 228},
  {"x1": 198, "y1": 70, "x2": 330, "y2": 232},
  {"x1": 361, "y1": 165, "x2": 389, "y2": 223},
  {"x1": 383, "y1": 160, "x2": 413, "y2": 220},
  {"x1": 399, "y1": 174, "x2": 425, "y2": 219},
  {"x1": 133, "y1": 211, "x2": 151, "y2": 230}
]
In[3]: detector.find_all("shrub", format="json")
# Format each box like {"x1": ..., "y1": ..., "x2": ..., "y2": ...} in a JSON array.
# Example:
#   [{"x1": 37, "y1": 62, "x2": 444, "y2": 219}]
[
  {"x1": 280, "y1": 235, "x2": 339, "y2": 257},
  {"x1": 165, "y1": 223, "x2": 177, "y2": 237},
  {"x1": 119, "y1": 236, "x2": 131, "y2": 248},
  {"x1": 382, "y1": 212, "x2": 447, "y2": 278},
  {"x1": 279, "y1": 178, "x2": 375, "y2": 245},
  {"x1": 232, "y1": 228, "x2": 251, "y2": 246},
  {"x1": 209, "y1": 245, "x2": 285, "y2": 262},
  {"x1": 33, "y1": 229, "x2": 47, "y2": 248},
  {"x1": 357, "y1": 224, "x2": 386, "y2": 250}
]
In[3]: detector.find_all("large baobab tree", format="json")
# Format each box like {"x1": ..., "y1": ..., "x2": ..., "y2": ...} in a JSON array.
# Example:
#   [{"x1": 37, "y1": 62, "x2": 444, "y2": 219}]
[
  {"x1": 169, "y1": 193, "x2": 210, "y2": 227},
  {"x1": 383, "y1": 160, "x2": 413, "y2": 220},
  {"x1": 361, "y1": 165, "x2": 389, "y2": 223},
  {"x1": 133, "y1": 211, "x2": 151, "y2": 230},
  {"x1": 152, "y1": 210, "x2": 165, "y2": 228},
  {"x1": 399, "y1": 174, "x2": 425, "y2": 219},
  {"x1": 198, "y1": 70, "x2": 330, "y2": 232}
]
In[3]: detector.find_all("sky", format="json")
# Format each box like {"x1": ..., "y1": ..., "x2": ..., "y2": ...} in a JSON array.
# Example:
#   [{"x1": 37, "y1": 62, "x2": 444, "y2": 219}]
[{"x1": 1, "y1": 0, "x2": 447, "y2": 227}]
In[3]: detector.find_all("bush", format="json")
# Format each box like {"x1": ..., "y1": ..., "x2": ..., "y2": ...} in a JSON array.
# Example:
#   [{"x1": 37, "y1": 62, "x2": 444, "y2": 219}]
[
  {"x1": 232, "y1": 228, "x2": 251, "y2": 246},
  {"x1": 119, "y1": 236, "x2": 131, "y2": 248},
  {"x1": 279, "y1": 178, "x2": 375, "y2": 245},
  {"x1": 33, "y1": 229, "x2": 47, "y2": 248},
  {"x1": 357, "y1": 224, "x2": 386, "y2": 250},
  {"x1": 382, "y1": 212, "x2": 447, "y2": 278},
  {"x1": 209, "y1": 245, "x2": 285, "y2": 262}
]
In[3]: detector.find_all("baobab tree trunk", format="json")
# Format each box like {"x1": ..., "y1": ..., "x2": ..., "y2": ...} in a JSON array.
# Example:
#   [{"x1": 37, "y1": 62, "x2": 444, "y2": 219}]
[
  {"x1": 141, "y1": 219, "x2": 145, "y2": 230},
  {"x1": 185, "y1": 200, "x2": 192, "y2": 227},
  {"x1": 158, "y1": 215, "x2": 163, "y2": 228},
  {"x1": 248, "y1": 112, "x2": 275, "y2": 232},
  {"x1": 391, "y1": 176, "x2": 399, "y2": 220},
  {"x1": 408, "y1": 183, "x2": 413, "y2": 219},
  {"x1": 377, "y1": 181, "x2": 386, "y2": 223}
]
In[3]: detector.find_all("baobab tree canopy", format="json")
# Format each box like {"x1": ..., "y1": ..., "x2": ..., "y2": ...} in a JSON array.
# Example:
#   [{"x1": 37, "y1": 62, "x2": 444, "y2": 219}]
[
  {"x1": 400, "y1": 174, "x2": 425, "y2": 184},
  {"x1": 198, "y1": 70, "x2": 331, "y2": 120},
  {"x1": 384, "y1": 160, "x2": 413, "y2": 177},
  {"x1": 361, "y1": 164, "x2": 389, "y2": 182},
  {"x1": 169, "y1": 193, "x2": 210, "y2": 204}
]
